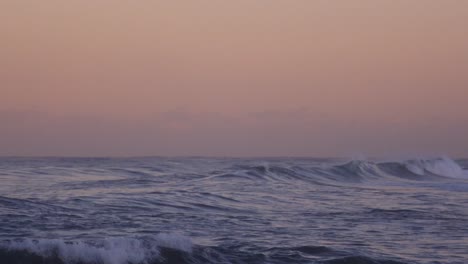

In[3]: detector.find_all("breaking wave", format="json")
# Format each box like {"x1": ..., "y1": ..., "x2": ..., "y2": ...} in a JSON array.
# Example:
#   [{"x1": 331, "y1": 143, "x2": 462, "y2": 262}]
[
  {"x1": 0, "y1": 237, "x2": 408, "y2": 264},
  {"x1": 0, "y1": 234, "x2": 192, "y2": 264},
  {"x1": 214, "y1": 157, "x2": 468, "y2": 184},
  {"x1": 334, "y1": 156, "x2": 468, "y2": 181}
]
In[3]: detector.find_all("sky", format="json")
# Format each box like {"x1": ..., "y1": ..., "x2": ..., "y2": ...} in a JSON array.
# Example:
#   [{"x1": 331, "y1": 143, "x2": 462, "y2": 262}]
[{"x1": 1, "y1": 1, "x2": 468, "y2": 157}]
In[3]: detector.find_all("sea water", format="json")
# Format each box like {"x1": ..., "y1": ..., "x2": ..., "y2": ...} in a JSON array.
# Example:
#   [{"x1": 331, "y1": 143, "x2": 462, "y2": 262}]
[{"x1": 0, "y1": 157, "x2": 467, "y2": 264}]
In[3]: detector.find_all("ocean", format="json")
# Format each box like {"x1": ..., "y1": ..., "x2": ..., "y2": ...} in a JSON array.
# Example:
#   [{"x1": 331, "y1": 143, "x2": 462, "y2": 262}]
[{"x1": 0, "y1": 157, "x2": 467, "y2": 264}]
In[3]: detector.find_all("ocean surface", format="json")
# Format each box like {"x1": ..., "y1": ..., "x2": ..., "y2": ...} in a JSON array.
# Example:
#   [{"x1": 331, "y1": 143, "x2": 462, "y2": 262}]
[{"x1": 0, "y1": 157, "x2": 467, "y2": 264}]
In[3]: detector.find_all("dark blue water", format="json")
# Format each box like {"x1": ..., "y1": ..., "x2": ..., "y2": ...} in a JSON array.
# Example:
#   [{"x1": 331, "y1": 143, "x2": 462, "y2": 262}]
[{"x1": 1, "y1": 157, "x2": 467, "y2": 264}]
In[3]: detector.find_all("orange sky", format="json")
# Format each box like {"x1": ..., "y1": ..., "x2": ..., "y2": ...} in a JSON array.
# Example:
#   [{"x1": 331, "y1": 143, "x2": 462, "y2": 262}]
[{"x1": 1, "y1": 1, "x2": 468, "y2": 157}]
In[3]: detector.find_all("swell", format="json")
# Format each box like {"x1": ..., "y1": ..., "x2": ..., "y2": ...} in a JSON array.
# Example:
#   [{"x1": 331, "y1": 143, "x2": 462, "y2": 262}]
[
  {"x1": 324, "y1": 157, "x2": 467, "y2": 181},
  {"x1": 210, "y1": 157, "x2": 468, "y2": 185},
  {"x1": 1, "y1": 157, "x2": 466, "y2": 188}
]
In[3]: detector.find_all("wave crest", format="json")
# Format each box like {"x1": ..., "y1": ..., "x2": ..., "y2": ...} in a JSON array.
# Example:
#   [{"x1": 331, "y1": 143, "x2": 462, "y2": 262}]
[
  {"x1": 1, "y1": 234, "x2": 192, "y2": 264},
  {"x1": 404, "y1": 157, "x2": 466, "y2": 178},
  {"x1": 225, "y1": 157, "x2": 468, "y2": 184}
]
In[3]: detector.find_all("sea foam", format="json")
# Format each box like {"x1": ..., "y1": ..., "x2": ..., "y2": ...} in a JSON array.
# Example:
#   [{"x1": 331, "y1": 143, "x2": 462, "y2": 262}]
[
  {"x1": 404, "y1": 157, "x2": 466, "y2": 178},
  {"x1": 3, "y1": 234, "x2": 192, "y2": 264}
]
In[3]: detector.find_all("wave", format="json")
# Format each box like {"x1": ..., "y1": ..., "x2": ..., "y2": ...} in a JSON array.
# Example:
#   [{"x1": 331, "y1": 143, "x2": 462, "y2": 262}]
[
  {"x1": 403, "y1": 157, "x2": 466, "y2": 178},
  {"x1": 334, "y1": 157, "x2": 467, "y2": 180},
  {"x1": 0, "y1": 234, "x2": 192, "y2": 264},
  {"x1": 2, "y1": 157, "x2": 466, "y2": 189},
  {"x1": 0, "y1": 237, "x2": 410, "y2": 264},
  {"x1": 217, "y1": 157, "x2": 468, "y2": 185}
]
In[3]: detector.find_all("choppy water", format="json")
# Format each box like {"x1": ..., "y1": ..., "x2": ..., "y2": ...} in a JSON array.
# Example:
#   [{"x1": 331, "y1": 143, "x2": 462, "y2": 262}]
[{"x1": 0, "y1": 157, "x2": 467, "y2": 264}]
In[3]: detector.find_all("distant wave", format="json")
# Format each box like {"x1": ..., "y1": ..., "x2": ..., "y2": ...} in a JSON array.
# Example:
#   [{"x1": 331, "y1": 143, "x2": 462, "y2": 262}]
[
  {"x1": 1, "y1": 156, "x2": 466, "y2": 183},
  {"x1": 211, "y1": 157, "x2": 468, "y2": 185},
  {"x1": 334, "y1": 156, "x2": 467, "y2": 180}
]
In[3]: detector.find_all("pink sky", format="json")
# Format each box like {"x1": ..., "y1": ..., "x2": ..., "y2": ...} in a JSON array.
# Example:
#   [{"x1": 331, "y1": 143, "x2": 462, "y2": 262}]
[{"x1": 1, "y1": 1, "x2": 468, "y2": 157}]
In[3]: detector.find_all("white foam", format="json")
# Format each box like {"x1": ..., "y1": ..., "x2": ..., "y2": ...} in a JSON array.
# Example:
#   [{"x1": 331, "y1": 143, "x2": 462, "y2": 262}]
[
  {"x1": 4, "y1": 233, "x2": 192, "y2": 264},
  {"x1": 405, "y1": 157, "x2": 466, "y2": 179},
  {"x1": 405, "y1": 163, "x2": 425, "y2": 176}
]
